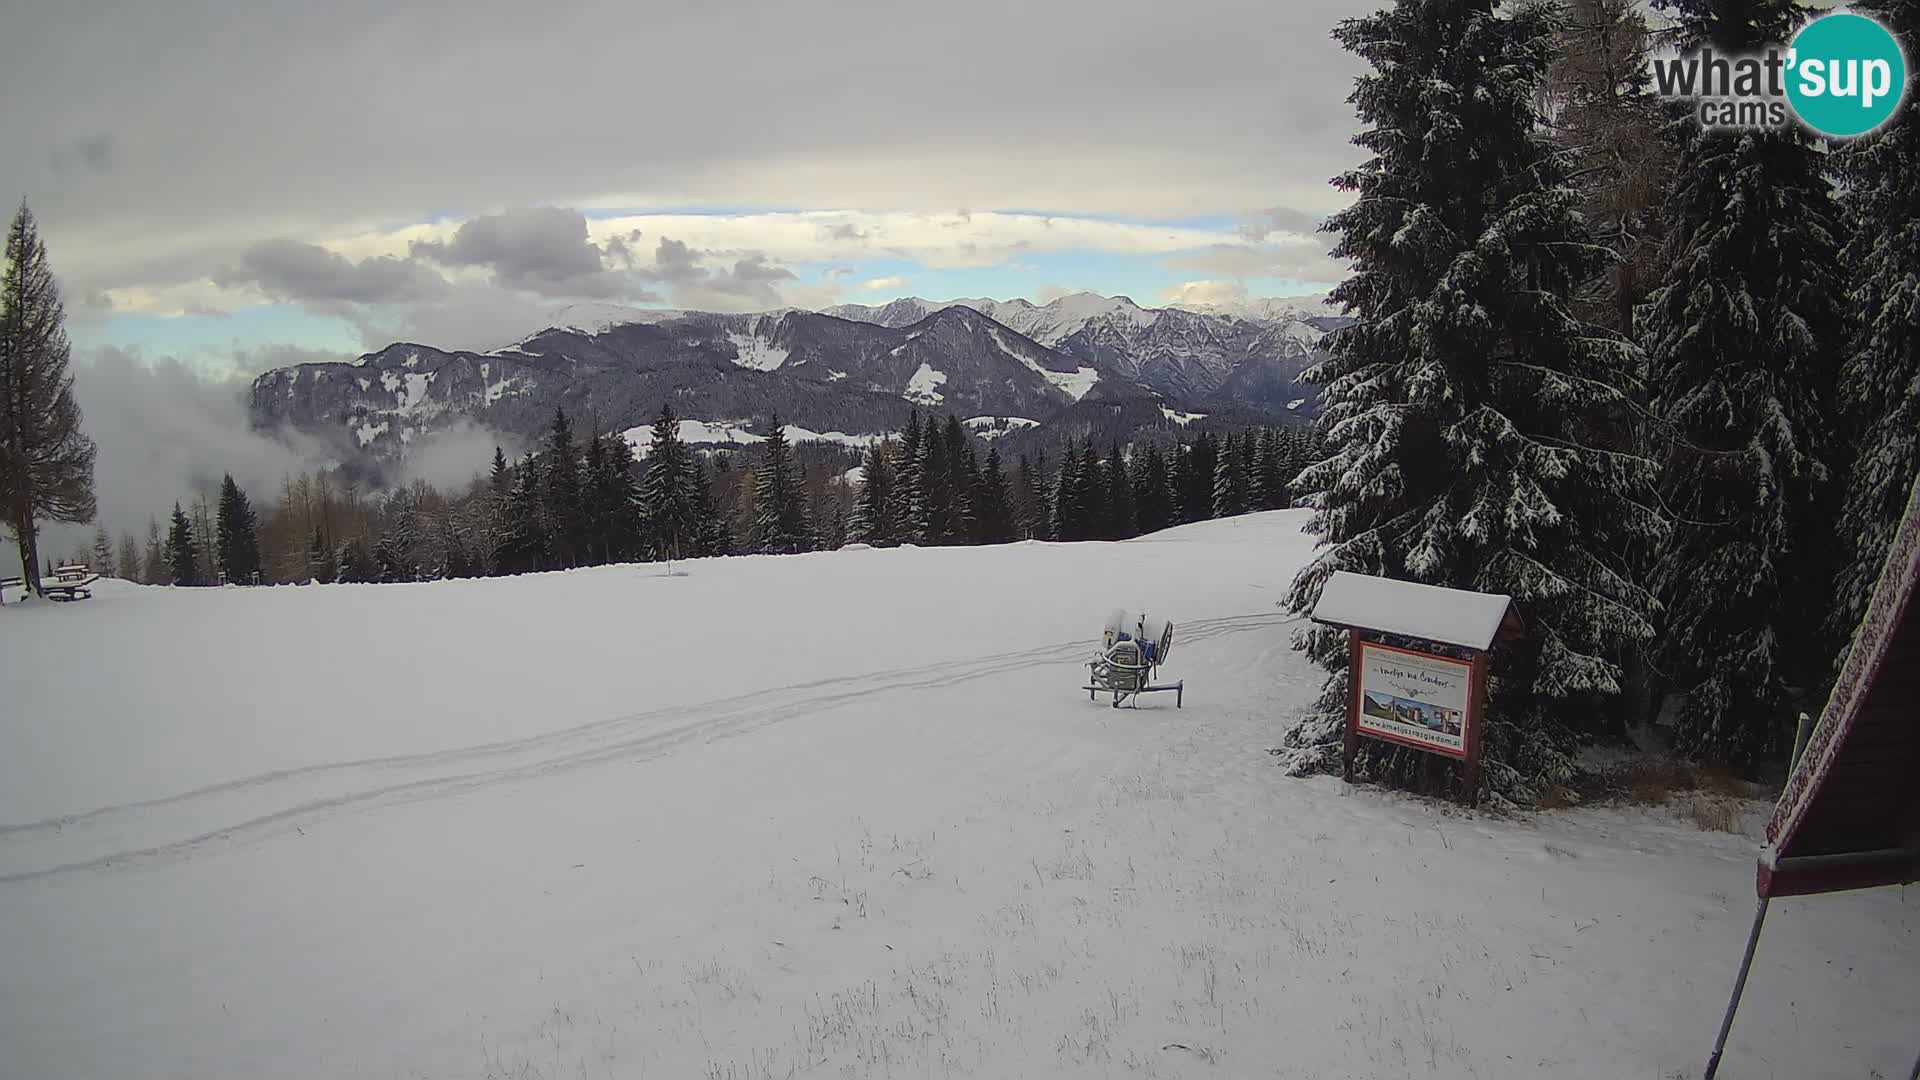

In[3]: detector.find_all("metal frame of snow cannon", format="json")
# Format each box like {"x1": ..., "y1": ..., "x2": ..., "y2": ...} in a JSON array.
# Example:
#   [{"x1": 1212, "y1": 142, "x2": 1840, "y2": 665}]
[{"x1": 1084, "y1": 611, "x2": 1183, "y2": 709}]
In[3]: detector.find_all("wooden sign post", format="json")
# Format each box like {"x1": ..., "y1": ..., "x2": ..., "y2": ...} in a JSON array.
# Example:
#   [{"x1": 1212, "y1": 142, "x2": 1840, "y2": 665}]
[{"x1": 1312, "y1": 571, "x2": 1522, "y2": 805}]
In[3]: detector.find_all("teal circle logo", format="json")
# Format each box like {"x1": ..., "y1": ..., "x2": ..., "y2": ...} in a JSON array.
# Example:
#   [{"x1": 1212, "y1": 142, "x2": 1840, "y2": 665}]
[{"x1": 1786, "y1": 13, "x2": 1908, "y2": 137}]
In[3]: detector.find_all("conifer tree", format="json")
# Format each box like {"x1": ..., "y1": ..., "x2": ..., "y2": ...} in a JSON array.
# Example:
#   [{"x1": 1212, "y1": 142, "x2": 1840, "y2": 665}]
[
  {"x1": 1051, "y1": 444, "x2": 1085, "y2": 541},
  {"x1": 541, "y1": 407, "x2": 583, "y2": 567},
  {"x1": 697, "y1": 456, "x2": 735, "y2": 557},
  {"x1": 1077, "y1": 439, "x2": 1108, "y2": 541},
  {"x1": 1183, "y1": 434, "x2": 1219, "y2": 523},
  {"x1": 1641, "y1": 0, "x2": 1849, "y2": 764},
  {"x1": 216, "y1": 473, "x2": 262, "y2": 584},
  {"x1": 914, "y1": 419, "x2": 953, "y2": 543},
  {"x1": 1213, "y1": 432, "x2": 1247, "y2": 519},
  {"x1": 1132, "y1": 442, "x2": 1174, "y2": 535},
  {"x1": 1017, "y1": 450, "x2": 1049, "y2": 540},
  {"x1": 1106, "y1": 440, "x2": 1137, "y2": 539},
  {"x1": 959, "y1": 441, "x2": 984, "y2": 544},
  {"x1": 751, "y1": 415, "x2": 809, "y2": 553},
  {"x1": 117, "y1": 531, "x2": 139, "y2": 581},
  {"x1": 90, "y1": 525, "x2": 112, "y2": 574},
  {"x1": 1829, "y1": 0, "x2": 1920, "y2": 651},
  {"x1": 975, "y1": 447, "x2": 1015, "y2": 545},
  {"x1": 642, "y1": 403, "x2": 696, "y2": 564},
  {"x1": 1281, "y1": 0, "x2": 1664, "y2": 803},
  {"x1": 1, "y1": 201, "x2": 97, "y2": 595},
  {"x1": 166, "y1": 503, "x2": 198, "y2": 586},
  {"x1": 942, "y1": 415, "x2": 975, "y2": 543},
  {"x1": 888, "y1": 411, "x2": 925, "y2": 543},
  {"x1": 1255, "y1": 429, "x2": 1286, "y2": 510},
  {"x1": 335, "y1": 536, "x2": 378, "y2": 583},
  {"x1": 849, "y1": 438, "x2": 896, "y2": 545},
  {"x1": 143, "y1": 516, "x2": 166, "y2": 584}
]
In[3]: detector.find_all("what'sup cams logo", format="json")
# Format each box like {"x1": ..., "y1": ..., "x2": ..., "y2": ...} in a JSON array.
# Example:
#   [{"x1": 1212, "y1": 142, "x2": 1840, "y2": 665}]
[{"x1": 1652, "y1": 10, "x2": 1910, "y2": 137}]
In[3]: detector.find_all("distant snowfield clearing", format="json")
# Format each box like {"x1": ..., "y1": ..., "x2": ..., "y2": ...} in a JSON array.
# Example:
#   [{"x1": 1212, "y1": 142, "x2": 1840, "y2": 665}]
[{"x1": 0, "y1": 512, "x2": 1913, "y2": 1080}]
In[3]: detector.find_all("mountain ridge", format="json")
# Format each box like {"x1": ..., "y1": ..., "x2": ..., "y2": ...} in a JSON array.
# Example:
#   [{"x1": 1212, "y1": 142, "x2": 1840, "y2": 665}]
[{"x1": 249, "y1": 292, "x2": 1341, "y2": 473}]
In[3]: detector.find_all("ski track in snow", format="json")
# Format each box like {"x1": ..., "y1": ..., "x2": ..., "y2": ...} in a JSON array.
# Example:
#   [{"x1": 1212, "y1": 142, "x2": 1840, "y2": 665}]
[{"x1": 0, "y1": 613, "x2": 1296, "y2": 884}]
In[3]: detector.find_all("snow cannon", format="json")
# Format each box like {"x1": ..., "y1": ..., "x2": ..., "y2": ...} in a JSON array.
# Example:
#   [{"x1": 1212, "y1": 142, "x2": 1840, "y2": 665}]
[{"x1": 1086, "y1": 610, "x2": 1183, "y2": 709}]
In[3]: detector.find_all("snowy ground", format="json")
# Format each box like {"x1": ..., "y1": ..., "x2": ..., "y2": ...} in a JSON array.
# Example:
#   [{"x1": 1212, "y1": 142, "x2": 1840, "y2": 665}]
[{"x1": 1, "y1": 511, "x2": 1914, "y2": 1079}]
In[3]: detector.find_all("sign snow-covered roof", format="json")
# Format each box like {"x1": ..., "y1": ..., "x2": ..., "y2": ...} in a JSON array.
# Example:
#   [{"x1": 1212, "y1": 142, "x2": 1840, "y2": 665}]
[{"x1": 1309, "y1": 571, "x2": 1516, "y2": 651}]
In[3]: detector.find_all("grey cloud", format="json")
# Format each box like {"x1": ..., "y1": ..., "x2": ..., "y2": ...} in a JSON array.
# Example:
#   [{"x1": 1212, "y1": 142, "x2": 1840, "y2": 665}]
[
  {"x1": 822, "y1": 223, "x2": 866, "y2": 242},
  {"x1": 1166, "y1": 240, "x2": 1344, "y2": 284},
  {"x1": 646, "y1": 238, "x2": 796, "y2": 311},
  {"x1": 1237, "y1": 206, "x2": 1329, "y2": 242},
  {"x1": 1, "y1": 0, "x2": 1372, "y2": 298},
  {"x1": 219, "y1": 237, "x2": 447, "y2": 304},
  {"x1": 411, "y1": 206, "x2": 629, "y2": 297},
  {"x1": 348, "y1": 279, "x2": 575, "y2": 353},
  {"x1": 603, "y1": 229, "x2": 644, "y2": 269},
  {"x1": 50, "y1": 133, "x2": 114, "y2": 174}
]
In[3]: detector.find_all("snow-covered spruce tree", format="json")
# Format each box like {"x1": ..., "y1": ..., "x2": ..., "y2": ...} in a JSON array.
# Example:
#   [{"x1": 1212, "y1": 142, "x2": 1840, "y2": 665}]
[
  {"x1": 912, "y1": 418, "x2": 953, "y2": 544},
  {"x1": 1829, "y1": 0, "x2": 1920, "y2": 652},
  {"x1": 540, "y1": 407, "x2": 583, "y2": 568},
  {"x1": 976, "y1": 447, "x2": 1015, "y2": 544},
  {"x1": 750, "y1": 416, "x2": 809, "y2": 554},
  {"x1": 1019, "y1": 450, "x2": 1051, "y2": 540},
  {"x1": 1213, "y1": 431, "x2": 1248, "y2": 519},
  {"x1": 642, "y1": 403, "x2": 696, "y2": 564},
  {"x1": 1106, "y1": 439, "x2": 1136, "y2": 539},
  {"x1": 1050, "y1": 444, "x2": 1085, "y2": 541},
  {"x1": 216, "y1": 473, "x2": 262, "y2": 584},
  {"x1": 849, "y1": 437, "x2": 896, "y2": 545},
  {"x1": 887, "y1": 411, "x2": 925, "y2": 543},
  {"x1": 166, "y1": 503, "x2": 198, "y2": 586},
  {"x1": 1641, "y1": 0, "x2": 1849, "y2": 765},
  {"x1": 1131, "y1": 442, "x2": 1173, "y2": 535},
  {"x1": 1280, "y1": 0, "x2": 1664, "y2": 806},
  {"x1": 1181, "y1": 434, "x2": 1219, "y2": 523},
  {"x1": 1077, "y1": 439, "x2": 1109, "y2": 541},
  {"x1": 942, "y1": 416, "x2": 976, "y2": 544}
]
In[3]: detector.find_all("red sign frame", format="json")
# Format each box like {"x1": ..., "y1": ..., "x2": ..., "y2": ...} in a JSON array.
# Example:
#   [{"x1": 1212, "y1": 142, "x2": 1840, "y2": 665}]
[{"x1": 1344, "y1": 632, "x2": 1488, "y2": 797}]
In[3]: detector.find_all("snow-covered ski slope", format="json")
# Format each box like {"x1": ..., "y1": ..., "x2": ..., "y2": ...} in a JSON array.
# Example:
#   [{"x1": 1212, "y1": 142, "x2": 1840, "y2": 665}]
[{"x1": 1, "y1": 511, "x2": 1914, "y2": 1079}]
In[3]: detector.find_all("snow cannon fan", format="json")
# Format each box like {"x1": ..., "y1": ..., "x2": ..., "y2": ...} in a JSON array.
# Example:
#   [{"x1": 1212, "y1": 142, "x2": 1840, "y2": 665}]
[{"x1": 1085, "y1": 610, "x2": 1183, "y2": 709}]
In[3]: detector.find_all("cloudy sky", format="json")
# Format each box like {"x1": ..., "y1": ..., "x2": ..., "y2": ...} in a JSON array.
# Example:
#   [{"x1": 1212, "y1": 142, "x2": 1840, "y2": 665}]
[
  {"x1": 1, "y1": 0, "x2": 1375, "y2": 563},
  {"x1": 3, "y1": 0, "x2": 1371, "y2": 371}
]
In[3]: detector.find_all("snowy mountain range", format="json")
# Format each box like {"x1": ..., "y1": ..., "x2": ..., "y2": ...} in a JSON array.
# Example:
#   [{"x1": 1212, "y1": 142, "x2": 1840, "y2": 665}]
[{"x1": 248, "y1": 293, "x2": 1343, "y2": 467}]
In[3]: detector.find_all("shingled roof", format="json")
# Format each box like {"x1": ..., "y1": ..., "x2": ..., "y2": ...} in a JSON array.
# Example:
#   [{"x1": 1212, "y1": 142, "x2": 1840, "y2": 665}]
[{"x1": 1758, "y1": 473, "x2": 1920, "y2": 899}]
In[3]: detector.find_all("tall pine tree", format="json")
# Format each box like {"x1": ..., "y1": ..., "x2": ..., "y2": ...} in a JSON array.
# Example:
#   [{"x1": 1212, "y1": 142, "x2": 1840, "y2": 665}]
[
  {"x1": 1106, "y1": 440, "x2": 1136, "y2": 539},
  {"x1": 1281, "y1": 0, "x2": 1664, "y2": 804},
  {"x1": 1132, "y1": 442, "x2": 1175, "y2": 535},
  {"x1": 216, "y1": 474, "x2": 262, "y2": 584},
  {"x1": 643, "y1": 403, "x2": 697, "y2": 564},
  {"x1": 166, "y1": 503, "x2": 198, "y2": 586},
  {"x1": 1829, "y1": 0, "x2": 1920, "y2": 652},
  {"x1": 889, "y1": 412, "x2": 926, "y2": 544},
  {"x1": 1051, "y1": 444, "x2": 1085, "y2": 541},
  {"x1": 976, "y1": 447, "x2": 1015, "y2": 545},
  {"x1": 541, "y1": 407, "x2": 584, "y2": 568},
  {"x1": 751, "y1": 415, "x2": 809, "y2": 554},
  {"x1": 1641, "y1": 0, "x2": 1849, "y2": 765},
  {"x1": 849, "y1": 438, "x2": 896, "y2": 545}
]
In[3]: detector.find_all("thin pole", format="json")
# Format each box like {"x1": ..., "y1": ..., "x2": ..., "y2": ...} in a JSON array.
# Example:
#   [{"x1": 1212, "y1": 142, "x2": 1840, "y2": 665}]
[{"x1": 1704, "y1": 896, "x2": 1772, "y2": 1079}]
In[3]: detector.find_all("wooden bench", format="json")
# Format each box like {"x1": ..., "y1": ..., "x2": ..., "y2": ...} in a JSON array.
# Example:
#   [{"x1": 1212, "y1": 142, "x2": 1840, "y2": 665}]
[{"x1": 1, "y1": 571, "x2": 100, "y2": 601}]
